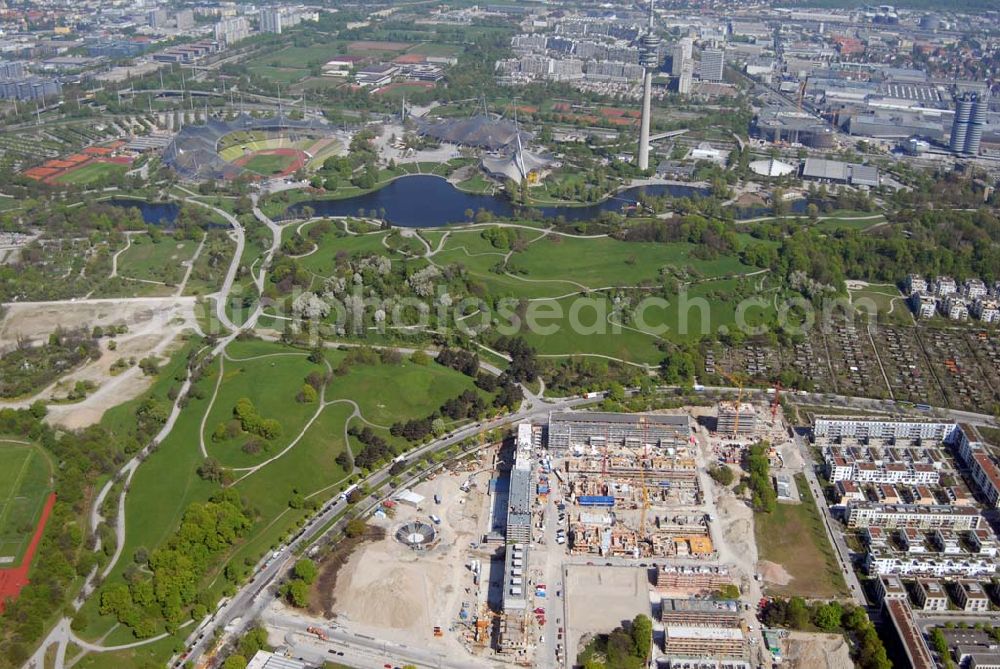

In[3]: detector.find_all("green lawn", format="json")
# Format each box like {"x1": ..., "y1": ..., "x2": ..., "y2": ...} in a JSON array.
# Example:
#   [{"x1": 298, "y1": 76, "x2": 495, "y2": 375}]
[
  {"x1": 0, "y1": 441, "x2": 52, "y2": 565},
  {"x1": 54, "y1": 161, "x2": 128, "y2": 186},
  {"x1": 290, "y1": 228, "x2": 395, "y2": 276},
  {"x1": 407, "y1": 43, "x2": 462, "y2": 57},
  {"x1": 242, "y1": 152, "x2": 298, "y2": 175},
  {"x1": 116, "y1": 235, "x2": 195, "y2": 285},
  {"x1": 510, "y1": 235, "x2": 754, "y2": 288},
  {"x1": 203, "y1": 347, "x2": 322, "y2": 469},
  {"x1": 754, "y1": 473, "x2": 849, "y2": 599},
  {"x1": 80, "y1": 338, "x2": 488, "y2": 645}
]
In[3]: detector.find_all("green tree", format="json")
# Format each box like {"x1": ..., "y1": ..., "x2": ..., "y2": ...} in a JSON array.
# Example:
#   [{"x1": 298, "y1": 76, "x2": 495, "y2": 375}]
[
  {"x1": 293, "y1": 558, "x2": 317, "y2": 585},
  {"x1": 222, "y1": 655, "x2": 247, "y2": 669},
  {"x1": 630, "y1": 614, "x2": 652, "y2": 659},
  {"x1": 813, "y1": 601, "x2": 842, "y2": 631}
]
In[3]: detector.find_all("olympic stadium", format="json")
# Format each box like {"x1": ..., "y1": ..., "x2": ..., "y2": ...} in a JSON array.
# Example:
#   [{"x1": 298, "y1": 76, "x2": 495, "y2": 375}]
[{"x1": 162, "y1": 113, "x2": 344, "y2": 181}]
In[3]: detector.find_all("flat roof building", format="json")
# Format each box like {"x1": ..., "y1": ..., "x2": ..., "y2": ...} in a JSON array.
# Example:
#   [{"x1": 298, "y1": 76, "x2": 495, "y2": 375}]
[
  {"x1": 548, "y1": 411, "x2": 690, "y2": 454},
  {"x1": 814, "y1": 417, "x2": 957, "y2": 442}
]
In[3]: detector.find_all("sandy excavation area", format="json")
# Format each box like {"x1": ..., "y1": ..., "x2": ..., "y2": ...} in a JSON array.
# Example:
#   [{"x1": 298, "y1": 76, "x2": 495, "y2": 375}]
[
  {"x1": 330, "y1": 468, "x2": 493, "y2": 652},
  {"x1": 784, "y1": 631, "x2": 854, "y2": 669},
  {"x1": 0, "y1": 297, "x2": 200, "y2": 427}
]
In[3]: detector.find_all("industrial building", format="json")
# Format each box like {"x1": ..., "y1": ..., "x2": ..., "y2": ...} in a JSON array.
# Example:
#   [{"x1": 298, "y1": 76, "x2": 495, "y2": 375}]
[{"x1": 548, "y1": 411, "x2": 690, "y2": 454}]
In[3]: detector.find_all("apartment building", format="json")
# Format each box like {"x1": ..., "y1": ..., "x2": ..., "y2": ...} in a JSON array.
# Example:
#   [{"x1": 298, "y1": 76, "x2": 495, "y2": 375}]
[
  {"x1": 912, "y1": 578, "x2": 949, "y2": 611},
  {"x1": 814, "y1": 417, "x2": 957, "y2": 442},
  {"x1": 845, "y1": 503, "x2": 981, "y2": 531},
  {"x1": 953, "y1": 580, "x2": 991, "y2": 612}
]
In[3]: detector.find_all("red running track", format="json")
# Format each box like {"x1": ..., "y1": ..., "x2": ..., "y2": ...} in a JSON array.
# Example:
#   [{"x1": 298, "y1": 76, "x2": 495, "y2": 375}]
[{"x1": 0, "y1": 492, "x2": 56, "y2": 612}]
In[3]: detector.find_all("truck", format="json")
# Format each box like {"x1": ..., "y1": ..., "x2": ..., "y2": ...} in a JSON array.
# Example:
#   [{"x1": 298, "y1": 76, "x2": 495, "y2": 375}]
[
  {"x1": 584, "y1": 391, "x2": 602, "y2": 399},
  {"x1": 429, "y1": 514, "x2": 442, "y2": 525},
  {"x1": 339, "y1": 484, "x2": 359, "y2": 501},
  {"x1": 306, "y1": 626, "x2": 328, "y2": 641}
]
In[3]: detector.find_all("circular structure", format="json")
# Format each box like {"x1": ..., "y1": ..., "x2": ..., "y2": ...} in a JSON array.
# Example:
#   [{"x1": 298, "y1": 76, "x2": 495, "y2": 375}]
[
  {"x1": 162, "y1": 113, "x2": 343, "y2": 182},
  {"x1": 395, "y1": 521, "x2": 438, "y2": 550}
]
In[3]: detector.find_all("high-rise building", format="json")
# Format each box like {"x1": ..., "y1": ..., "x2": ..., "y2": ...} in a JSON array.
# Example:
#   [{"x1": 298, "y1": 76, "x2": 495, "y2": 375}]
[
  {"x1": 214, "y1": 16, "x2": 251, "y2": 46},
  {"x1": 175, "y1": 9, "x2": 194, "y2": 30},
  {"x1": 950, "y1": 92, "x2": 989, "y2": 155},
  {"x1": 965, "y1": 93, "x2": 987, "y2": 155},
  {"x1": 950, "y1": 94, "x2": 972, "y2": 154},
  {"x1": 260, "y1": 8, "x2": 282, "y2": 34},
  {"x1": 147, "y1": 9, "x2": 169, "y2": 28},
  {"x1": 636, "y1": 0, "x2": 660, "y2": 170},
  {"x1": 700, "y1": 47, "x2": 725, "y2": 82},
  {"x1": 677, "y1": 60, "x2": 693, "y2": 94},
  {"x1": 670, "y1": 37, "x2": 692, "y2": 76}
]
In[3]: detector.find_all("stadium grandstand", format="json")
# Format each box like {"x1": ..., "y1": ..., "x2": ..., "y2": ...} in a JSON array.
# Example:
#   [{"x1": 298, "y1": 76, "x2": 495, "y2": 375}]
[{"x1": 162, "y1": 113, "x2": 334, "y2": 181}]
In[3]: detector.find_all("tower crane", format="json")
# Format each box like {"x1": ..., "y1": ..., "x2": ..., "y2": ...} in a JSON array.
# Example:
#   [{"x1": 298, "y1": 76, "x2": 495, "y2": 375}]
[
  {"x1": 719, "y1": 371, "x2": 745, "y2": 436},
  {"x1": 639, "y1": 416, "x2": 650, "y2": 540},
  {"x1": 771, "y1": 382, "x2": 782, "y2": 421}
]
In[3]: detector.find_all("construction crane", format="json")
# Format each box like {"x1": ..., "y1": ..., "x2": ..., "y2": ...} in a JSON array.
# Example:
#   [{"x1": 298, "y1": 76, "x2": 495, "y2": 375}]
[
  {"x1": 771, "y1": 382, "x2": 782, "y2": 421},
  {"x1": 639, "y1": 416, "x2": 650, "y2": 539},
  {"x1": 601, "y1": 427, "x2": 610, "y2": 478},
  {"x1": 719, "y1": 371, "x2": 745, "y2": 436}
]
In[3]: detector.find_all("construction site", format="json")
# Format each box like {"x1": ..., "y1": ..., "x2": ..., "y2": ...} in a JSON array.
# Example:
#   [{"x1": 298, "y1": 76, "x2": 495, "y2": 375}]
[{"x1": 303, "y1": 401, "x2": 813, "y2": 668}]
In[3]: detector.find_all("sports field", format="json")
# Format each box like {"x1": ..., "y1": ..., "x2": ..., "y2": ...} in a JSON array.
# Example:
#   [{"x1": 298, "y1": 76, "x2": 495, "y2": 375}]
[
  {"x1": 234, "y1": 148, "x2": 306, "y2": 177},
  {"x1": 52, "y1": 160, "x2": 128, "y2": 186},
  {"x1": 0, "y1": 441, "x2": 52, "y2": 565}
]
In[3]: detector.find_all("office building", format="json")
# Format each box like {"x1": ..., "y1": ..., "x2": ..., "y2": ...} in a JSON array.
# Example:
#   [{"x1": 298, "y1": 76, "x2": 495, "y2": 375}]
[
  {"x1": 950, "y1": 92, "x2": 989, "y2": 156},
  {"x1": 700, "y1": 48, "x2": 725, "y2": 82},
  {"x1": 671, "y1": 37, "x2": 692, "y2": 76}
]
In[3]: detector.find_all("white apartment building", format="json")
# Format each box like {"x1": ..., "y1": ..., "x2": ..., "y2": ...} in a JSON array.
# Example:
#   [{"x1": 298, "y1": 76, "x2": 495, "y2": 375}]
[
  {"x1": 906, "y1": 274, "x2": 928, "y2": 294},
  {"x1": 933, "y1": 275, "x2": 957, "y2": 296},
  {"x1": 942, "y1": 295, "x2": 970, "y2": 321},
  {"x1": 964, "y1": 278, "x2": 989, "y2": 300},
  {"x1": 972, "y1": 298, "x2": 1000, "y2": 323},
  {"x1": 846, "y1": 503, "x2": 981, "y2": 531},
  {"x1": 814, "y1": 417, "x2": 957, "y2": 442},
  {"x1": 824, "y1": 454, "x2": 940, "y2": 486},
  {"x1": 865, "y1": 548, "x2": 996, "y2": 578}
]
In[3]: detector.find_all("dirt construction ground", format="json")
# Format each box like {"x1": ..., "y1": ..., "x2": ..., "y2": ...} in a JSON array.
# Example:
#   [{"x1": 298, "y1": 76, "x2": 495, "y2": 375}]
[
  {"x1": 565, "y1": 565, "x2": 653, "y2": 664},
  {"x1": 329, "y1": 468, "x2": 494, "y2": 657},
  {"x1": 0, "y1": 297, "x2": 200, "y2": 427},
  {"x1": 783, "y1": 631, "x2": 854, "y2": 669}
]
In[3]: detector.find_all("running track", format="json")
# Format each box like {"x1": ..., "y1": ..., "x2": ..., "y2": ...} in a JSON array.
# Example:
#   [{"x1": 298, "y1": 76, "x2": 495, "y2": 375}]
[{"x1": 0, "y1": 492, "x2": 56, "y2": 612}]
